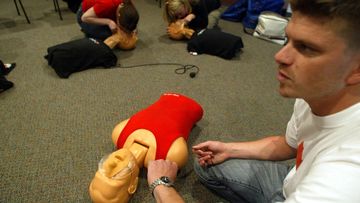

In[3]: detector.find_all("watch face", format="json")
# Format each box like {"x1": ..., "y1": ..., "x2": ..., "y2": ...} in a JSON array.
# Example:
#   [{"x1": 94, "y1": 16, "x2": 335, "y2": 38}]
[{"x1": 160, "y1": 176, "x2": 171, "y2": 183}]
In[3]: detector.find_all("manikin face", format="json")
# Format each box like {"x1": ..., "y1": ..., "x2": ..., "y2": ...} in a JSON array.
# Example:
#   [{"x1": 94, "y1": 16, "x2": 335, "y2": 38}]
[
  {"x1": 274, "y1": 12, "x2": 360, "y2": 105},
  {"x1": 89, "y1": 149, "x2": 139, "y2": 203}
]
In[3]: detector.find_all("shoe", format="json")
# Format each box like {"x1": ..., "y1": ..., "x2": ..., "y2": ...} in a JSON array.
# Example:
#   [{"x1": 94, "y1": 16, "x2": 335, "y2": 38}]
[
  {"x1": 243, "y1": 27, "x2": 255, "y2": 35},
  {"x1": 0, "y1": 75, "x2": 14, "y2": 93},
  {"x1": 0, "y1": 62, "x2": 16, "y2": 75}
]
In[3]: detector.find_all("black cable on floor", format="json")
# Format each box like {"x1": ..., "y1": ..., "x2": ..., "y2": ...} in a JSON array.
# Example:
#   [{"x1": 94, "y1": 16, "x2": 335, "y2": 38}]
[{"x1": 114, "y1": 63, "x2": 200, "y2": 77}]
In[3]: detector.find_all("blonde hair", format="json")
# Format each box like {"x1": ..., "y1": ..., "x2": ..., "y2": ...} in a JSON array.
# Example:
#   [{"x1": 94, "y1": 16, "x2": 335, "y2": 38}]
[{"x1": 163, "y1": 0, "x2": 192, "y2": 23}]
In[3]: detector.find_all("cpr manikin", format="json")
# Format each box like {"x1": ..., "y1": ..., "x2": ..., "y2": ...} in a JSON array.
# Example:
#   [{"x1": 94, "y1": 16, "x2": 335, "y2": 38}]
[
  {"x1": 167, "y1": 20, "x2": 195, "y2": 40},
  {"x1": 104, "y1": 27, "x2": 137, "y2": 50},
  {"x1": 89, "y1": 93, "x2": 203, "y2": 203}
]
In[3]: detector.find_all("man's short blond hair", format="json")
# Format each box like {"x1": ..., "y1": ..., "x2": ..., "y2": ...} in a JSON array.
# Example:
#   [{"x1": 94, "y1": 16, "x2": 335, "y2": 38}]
[{"x1": 290, "y1": 0, "x2": 360, "y2": 50}]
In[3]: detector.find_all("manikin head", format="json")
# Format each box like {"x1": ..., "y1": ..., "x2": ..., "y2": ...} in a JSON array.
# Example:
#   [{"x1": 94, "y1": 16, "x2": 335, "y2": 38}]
[{"x1": 89, "y1": 148, "x2": 139, "y2": 203}]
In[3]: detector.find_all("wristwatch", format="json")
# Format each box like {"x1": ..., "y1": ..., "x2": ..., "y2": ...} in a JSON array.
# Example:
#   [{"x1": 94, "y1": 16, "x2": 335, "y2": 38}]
[{"x1": 149, "y1": 176, "x2": 174, "y2": 196}]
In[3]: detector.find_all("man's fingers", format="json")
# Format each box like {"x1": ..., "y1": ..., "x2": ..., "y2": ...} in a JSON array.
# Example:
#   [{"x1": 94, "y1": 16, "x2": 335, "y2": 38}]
[
  {"x1": 192, "y1": 141, "x2": 211, "y2": 150},
  {"x1": 193, "y1": 149, "x2": 212, "y2": 157}
]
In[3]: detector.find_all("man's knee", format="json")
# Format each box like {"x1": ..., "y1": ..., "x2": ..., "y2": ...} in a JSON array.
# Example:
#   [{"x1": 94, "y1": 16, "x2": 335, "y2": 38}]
[
  {"x1": 193, "y1": 158, "x2": 272, "y2": 188},
  {"x1": 193, "y1": 159, "x2": 266, "y2": 202},
  {"x1": 193, "y1": 158, "x2": 251, "y2": 182}
]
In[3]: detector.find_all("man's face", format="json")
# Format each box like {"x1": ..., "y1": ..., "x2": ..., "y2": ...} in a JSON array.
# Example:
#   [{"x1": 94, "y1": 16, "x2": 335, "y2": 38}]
[{"x1": 274, "y1": 12, "x2": 359, "y2": 102}]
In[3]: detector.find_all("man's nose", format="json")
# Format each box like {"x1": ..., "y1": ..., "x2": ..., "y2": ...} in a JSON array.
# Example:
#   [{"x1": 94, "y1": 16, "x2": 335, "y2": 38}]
[{"x1": 274, "y1": 42, "x2": 293, "y2": 66}]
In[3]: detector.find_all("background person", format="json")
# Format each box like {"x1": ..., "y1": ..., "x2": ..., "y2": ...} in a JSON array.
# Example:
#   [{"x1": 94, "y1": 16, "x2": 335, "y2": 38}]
[
  {"x1": 164, "y1": 0, "x2": 220, "y2": 33},
  {"x1": 77, "y1": 0, "x2": 139, "y2": 40}
]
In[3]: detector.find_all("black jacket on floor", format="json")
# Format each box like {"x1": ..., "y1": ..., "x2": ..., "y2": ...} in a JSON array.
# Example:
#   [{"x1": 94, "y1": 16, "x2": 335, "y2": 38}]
[
  {"x1": 187, "y1": 29, "x2": 244, "y2": 59},
  {"x1": 45, "y1": 38, "x2": 117, "y2": 78}
]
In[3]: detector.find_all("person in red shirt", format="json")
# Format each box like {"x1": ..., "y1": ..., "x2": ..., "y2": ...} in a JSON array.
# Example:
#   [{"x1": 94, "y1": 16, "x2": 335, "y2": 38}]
[{"x1": 77, "y1": 0, "x2": 139, "y2": 40}]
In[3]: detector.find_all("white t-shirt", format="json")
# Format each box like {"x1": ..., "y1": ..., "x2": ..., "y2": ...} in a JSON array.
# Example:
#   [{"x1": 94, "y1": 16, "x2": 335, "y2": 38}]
[{"x1": 283, "y1": 99, "x2": 360, "y2": 202}]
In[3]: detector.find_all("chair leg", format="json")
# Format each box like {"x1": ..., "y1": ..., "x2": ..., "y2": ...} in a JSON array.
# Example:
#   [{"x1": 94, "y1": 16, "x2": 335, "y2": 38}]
[
  {"x1": 53, "y1": 0, "x2": 63, "y2": 20},
  {"x1": 14, "y1": 0, "x2": 31, "y2": 24},
  {"x1": 13, "y1": 0, "x2": 20, "y2": 15},
  {"x1": 53, "y1": 0, "x2": 57, "y2": 11},
  {"x1": 18, "y1": 0, "x2": 31, "y2": 24}
]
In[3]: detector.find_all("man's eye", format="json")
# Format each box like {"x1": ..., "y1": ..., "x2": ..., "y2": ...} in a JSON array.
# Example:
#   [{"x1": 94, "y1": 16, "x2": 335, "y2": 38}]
[{"x1": 295, "y1": 43, "x2": 316, "y2": 55}]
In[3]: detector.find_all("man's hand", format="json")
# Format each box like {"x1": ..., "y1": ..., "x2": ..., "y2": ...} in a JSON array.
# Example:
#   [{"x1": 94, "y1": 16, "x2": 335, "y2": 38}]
[
  {"x1": 147, "y1": 160, "x2": 184, "y2": 203},
  {"x1": 183, "y1": 14, "x2": 195, "y2": 24},
  {"x1": 108, "y1": 20, "x2": 118, "y2": 33},
  {"x1": 147, "y1": 159, "x2": 178, "y2": 186},
  {"x1": 192, "y1": 141, "x2": 229, "y2": 167}
]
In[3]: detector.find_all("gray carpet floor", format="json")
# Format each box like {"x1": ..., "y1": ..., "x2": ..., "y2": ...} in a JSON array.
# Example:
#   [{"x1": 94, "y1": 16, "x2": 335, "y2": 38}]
[{"x1": 0, "y1": 0, "x2": 294, "y2": 202}]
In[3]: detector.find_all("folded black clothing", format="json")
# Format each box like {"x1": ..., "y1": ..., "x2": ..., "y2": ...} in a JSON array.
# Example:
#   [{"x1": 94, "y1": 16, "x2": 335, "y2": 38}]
[
  {"x1": 45, "y1": 38, "x2": 117, "y2": 78},
  {"x1": 187, "y1": 29, "x2": 244, "y2": 59}
]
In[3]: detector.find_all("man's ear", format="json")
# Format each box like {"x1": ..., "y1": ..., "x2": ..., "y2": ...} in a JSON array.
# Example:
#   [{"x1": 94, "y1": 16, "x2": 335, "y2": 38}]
[
  {"x1": 346, "y1": 54, "x2": 360, "y2": 85},
  {"x1": 116, "y1": 3, "x2": 124, "y2": 17}
]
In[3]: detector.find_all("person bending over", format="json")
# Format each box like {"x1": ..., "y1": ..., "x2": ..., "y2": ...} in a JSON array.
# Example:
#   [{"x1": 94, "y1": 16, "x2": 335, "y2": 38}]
[
  {"x1": 77, "y1": 0, "x2": 139, "y2": 41},
  {"x1": 149, "y1": 0, "x2": 360, "y2": 202},
  {"x1": 164, "y1": 0, "x2": 219, "y2": 39}
]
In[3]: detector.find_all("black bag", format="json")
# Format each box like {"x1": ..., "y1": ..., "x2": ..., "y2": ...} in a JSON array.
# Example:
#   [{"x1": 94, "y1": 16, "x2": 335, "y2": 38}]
[
  {"x1": 45, "y1": 38, "x2": 117, "y2": 78},
  {"x1": 187, "y1": 29, "x2": 244, "y2": 59}
]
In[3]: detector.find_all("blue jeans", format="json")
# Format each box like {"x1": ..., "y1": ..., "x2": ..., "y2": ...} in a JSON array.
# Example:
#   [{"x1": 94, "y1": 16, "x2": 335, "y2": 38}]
[
  {"x1": 76, "y1": 6, "x2": 113, "y2": 40},
  {"x1": 194, "y1": 159, "x2": 292, "y2": 203}
]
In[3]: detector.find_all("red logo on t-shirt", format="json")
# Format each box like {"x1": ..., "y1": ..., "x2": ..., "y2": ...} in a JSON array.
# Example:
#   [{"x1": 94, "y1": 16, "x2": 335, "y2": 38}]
[{"x1": 296, "y1": 142, "x2": 304, "y2": 169}]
